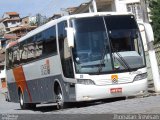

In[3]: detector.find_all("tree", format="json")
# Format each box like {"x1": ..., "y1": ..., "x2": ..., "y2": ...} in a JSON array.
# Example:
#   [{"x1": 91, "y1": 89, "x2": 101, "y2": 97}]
[{"x1": 150, "y1": 0, "x2": 160, "y2": 43}]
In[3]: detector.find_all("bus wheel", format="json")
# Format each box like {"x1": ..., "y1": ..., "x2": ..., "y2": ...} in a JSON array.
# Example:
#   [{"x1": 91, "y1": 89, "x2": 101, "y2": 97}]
[
  {"x1": 56, "y1": 86, "x2": 65, "y2": 110},
  {"x1": 19, "y1": 91, "x2": 28, "y2": 109},
  {"x1": 19, "y1": 91, "x2": 36, "y2": 109}
]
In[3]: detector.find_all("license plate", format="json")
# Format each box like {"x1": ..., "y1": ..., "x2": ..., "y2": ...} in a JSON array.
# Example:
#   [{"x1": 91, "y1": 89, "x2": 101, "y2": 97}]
[{"x1": 110, "y1": 88, "x2": 122, "y2": 93}]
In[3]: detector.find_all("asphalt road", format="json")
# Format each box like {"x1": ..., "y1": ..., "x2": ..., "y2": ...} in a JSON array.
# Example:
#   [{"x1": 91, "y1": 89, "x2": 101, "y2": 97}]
[{"x1": 1, "y1": 93, "x2": 160, "y2": 120}]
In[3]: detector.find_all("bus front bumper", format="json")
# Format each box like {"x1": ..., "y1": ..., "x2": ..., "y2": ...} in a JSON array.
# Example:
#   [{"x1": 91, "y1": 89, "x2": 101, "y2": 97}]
[{"x1": 75, "y1": 79, "x2": 147, "y2": 101}]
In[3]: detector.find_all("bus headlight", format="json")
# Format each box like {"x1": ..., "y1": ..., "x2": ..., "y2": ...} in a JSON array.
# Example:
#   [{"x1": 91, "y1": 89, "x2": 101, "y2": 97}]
[
  {"x1": 77, "y1": 79, "x2": 95, "y2": 85},
  {"x1": 134, "y1": 73, "x2": 147, "y2": 81}
]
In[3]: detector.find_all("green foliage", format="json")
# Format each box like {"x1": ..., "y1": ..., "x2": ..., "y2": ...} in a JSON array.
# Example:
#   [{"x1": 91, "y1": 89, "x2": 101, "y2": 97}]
[{"x1": 150, "y1": 0, "x2": 160, "y2": 43}]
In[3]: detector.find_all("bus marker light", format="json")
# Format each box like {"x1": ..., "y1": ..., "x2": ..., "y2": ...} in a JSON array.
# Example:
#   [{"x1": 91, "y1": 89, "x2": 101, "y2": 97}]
[{"x1": 83, "y1": 96, "x2": 91, "y2": 100}]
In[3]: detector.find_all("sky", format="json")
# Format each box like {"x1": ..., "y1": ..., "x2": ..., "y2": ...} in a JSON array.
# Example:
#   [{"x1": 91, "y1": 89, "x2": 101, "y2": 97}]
[{"x1": 0, "y1": 0, "x2": 88, "y2": 18}]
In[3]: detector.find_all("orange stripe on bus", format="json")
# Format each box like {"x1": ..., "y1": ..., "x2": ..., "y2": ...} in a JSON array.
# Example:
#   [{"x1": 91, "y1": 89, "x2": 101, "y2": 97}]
[{"x1": 13, "y1": 66, "x2": 32, "y2": 102}]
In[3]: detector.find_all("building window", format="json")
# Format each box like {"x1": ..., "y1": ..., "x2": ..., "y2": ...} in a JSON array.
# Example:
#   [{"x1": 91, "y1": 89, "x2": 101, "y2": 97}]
[
  {"x1": 127, "y1": 3, "x2": 142, "y2": 20},
  {"x1": 12, "y1": 21, "x2": 16, "y2": 24}
]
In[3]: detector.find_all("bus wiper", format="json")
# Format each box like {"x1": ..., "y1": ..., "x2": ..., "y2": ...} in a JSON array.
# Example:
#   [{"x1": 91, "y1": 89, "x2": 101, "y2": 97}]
[
  {"x1": 113, "y1": 51, "x2": 131, "y2": 71},
  {"x1": 109, "y1": 36, "x2": 131, "y2": 71}
]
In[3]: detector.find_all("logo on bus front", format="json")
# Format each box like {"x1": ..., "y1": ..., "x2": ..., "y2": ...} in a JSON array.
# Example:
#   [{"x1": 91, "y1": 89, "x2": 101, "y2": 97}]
[
  {"x1": 111, "y1": 75, "x2": 118, "y2": 84},
  {"x1": 41, "y1": 59, "x2": 50, "y2": 75}
]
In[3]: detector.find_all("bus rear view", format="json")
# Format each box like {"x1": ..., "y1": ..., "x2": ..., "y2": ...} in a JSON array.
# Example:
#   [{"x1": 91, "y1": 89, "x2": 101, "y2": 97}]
[{"x1": 70, "y1": 14, "x2": 147, "y2": 101}]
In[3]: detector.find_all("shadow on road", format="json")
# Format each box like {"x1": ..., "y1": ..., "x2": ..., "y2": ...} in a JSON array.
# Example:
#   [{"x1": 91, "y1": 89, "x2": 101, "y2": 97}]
[
  {"x1": 15, "y1": 97, "x2": 126, "y2": 113},
  {"x1": 33, "y1": 105, "x2": 58, "y2": 112}
]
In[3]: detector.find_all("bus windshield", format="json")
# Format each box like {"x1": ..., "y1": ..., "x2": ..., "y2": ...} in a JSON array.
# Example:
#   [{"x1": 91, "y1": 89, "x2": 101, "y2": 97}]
[{"x1": 72, "y1": 15, "x2": 145, "y2": 74}]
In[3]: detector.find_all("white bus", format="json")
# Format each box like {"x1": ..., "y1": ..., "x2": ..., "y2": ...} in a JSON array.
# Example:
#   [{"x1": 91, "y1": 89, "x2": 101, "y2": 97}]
[{"x1": 5, "y1": 12, "x2": 147, "y2": 109}]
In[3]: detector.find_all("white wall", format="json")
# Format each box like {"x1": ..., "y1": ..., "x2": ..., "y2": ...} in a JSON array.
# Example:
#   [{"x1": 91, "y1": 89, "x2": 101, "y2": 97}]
[
  {"x1": 7, "y1": 21, "x2": 21, "y2": 28},
  {"x1": 29, "y1": 16, "x2": 37, "y2": 25},
  {"x1": 0, "y1": 22, "x2": 5, "y2": 33},
  {"x1": 114, "y1": 0, "x2": 127, "y2": 12},
  {"x1": 2, "y1": 14, "x2": 9, "y2": 19},
  {"x1": 0, "y1": 69, "x2": 6, "y2": 79},
  {"x1": 123, "y1": 0, "x2": 140, "y2": 4}
]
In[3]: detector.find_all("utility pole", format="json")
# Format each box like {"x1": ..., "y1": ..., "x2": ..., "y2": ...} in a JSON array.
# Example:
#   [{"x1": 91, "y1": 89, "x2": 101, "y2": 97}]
[
  {"x1": 92, "y1": 0, "x2": 97, "y2": 13},
  {"x1": 140, "y1": 0, "x2": 160, "y2": 92},
  {"x1": 140, "y1": 0, "x2": 149, "y2": 22}
]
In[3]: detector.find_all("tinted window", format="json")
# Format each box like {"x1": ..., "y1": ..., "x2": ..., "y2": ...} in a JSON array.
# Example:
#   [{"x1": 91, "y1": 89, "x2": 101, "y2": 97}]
[
  {"x1": 6, "y1": 48, "x2": 13, "y2": 69},
  {"x1": 104, "y1": 15, "x2": 137, "y2": 30},
  {"x1": 58, "y1": 21, "x2": 74, "y2": 78},
  {"x1": 43, "y1": 26, "x2": 57, "y2": 55},
  {"x1": 6, "y1": 26, "x2": 57, "y2": 69},
  {"x1": 35, "y1": 33, "x2": 43, "y2": 58},
  {"x1": 27, "y1": 37, "x2": 35, "y2": 60},
  {"x1": 12, "y1": 45, "x2": 20, "y2": 66},
  {"x1": 19, "y1": 40, "x2": 28, "y2": 64}
]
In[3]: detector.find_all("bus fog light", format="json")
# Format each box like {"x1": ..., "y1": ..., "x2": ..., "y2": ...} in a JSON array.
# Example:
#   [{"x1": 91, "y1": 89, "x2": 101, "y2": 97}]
[
  {"x1": 140, "y1": 90, "x2": 145, "y2": 94},
  {"x1": 134, "y1": 73, "x2": 147, "y2": 81},
  {"x1": 77, "y1": 79, "x2": 95, "y2": 85},
  {"x1": 137, "y1": 90, "x2": 146, "y2": 96},
  {"x1": 83, "y1": 96, "x2": 91, "y2": 100}
]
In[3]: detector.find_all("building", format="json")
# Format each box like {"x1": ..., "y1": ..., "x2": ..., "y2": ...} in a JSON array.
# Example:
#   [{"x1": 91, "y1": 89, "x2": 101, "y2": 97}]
[
  {"x1": 0, "y1": 12, "x2": 21, "y2": 34},
  {"x1": 21, "y1": 16, "x2": 37, "y2": 26},
  {"x1": 0, "y1": 38, "x2": 6, "y2": 49},
  {"x1": 0, "y1": 13, "x2": 37, "y2": 48},
  {"x1": 68, "y1": 0, "x2": 149, "y2": 21},
  {"x1": 36, "y1": 13, "x2": 48, "y2": 26},
  {"x1": 5, "y1": 16, "x2": 37, "y2": 39},
  {"x1": 0, "y1": 13, "x2": 38, "y2": 92},
  {"x1": 48, "y1": 14, "x2": 62, "y2": 21}
]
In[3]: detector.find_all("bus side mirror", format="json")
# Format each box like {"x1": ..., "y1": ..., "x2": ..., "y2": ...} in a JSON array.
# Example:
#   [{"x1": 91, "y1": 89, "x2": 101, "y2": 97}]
[
  {"x1": 66, "y1": 27, "x2": 74, "y2": 47},
  {"x1": 143, "y1": 23, "x2": 154, "y2": 42}
]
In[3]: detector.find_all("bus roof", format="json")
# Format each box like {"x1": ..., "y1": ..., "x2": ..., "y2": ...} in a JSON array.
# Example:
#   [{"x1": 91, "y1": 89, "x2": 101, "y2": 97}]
[{"x1": 6, "y1": 12, "x2": 133, "y2": 49}]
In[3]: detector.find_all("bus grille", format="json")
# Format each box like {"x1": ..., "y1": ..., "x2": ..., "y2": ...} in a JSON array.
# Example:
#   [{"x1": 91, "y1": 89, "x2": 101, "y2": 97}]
[{"x1": 94, "y1": 77, "x2": 133, "y2": 85}]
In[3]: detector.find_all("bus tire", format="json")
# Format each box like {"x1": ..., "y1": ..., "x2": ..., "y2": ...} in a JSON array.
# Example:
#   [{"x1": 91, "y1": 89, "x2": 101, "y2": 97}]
[
  {"x1": 19, "y1": 91, "x2": 28, "y2": 109},
  {"x1": 55, "y1": 84, "x2": 67, "y2": 110},
  {"x1": 19, "y1": 91, "x2": 36, "y2": 110}
]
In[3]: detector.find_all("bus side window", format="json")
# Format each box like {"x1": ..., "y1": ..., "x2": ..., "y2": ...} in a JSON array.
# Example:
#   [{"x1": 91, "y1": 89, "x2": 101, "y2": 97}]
[
  {"x1": 12, "y1": 45, "x2": 20, "y2": 67},
  {"x1": 27, "y1": 37, "x2": 36, "y2": 62},
  {"x1": 35, "y1": 32, "x2": 43, "y2": 58},
  {"x1": 58, "y1": 21, "x2": 74, "y2": 78},
  {"x1": 6, "y1": 48, "x2": 13, "y2": 69},
  {"x1": 19, "y1": 41, "x2": 28, "y2": 64},
  {"x1": 35, "y1": 41, "x2": 43, "y2": 58},
  {"x1": 43, "y1": 26, "x2": 57, "y2": 56}
]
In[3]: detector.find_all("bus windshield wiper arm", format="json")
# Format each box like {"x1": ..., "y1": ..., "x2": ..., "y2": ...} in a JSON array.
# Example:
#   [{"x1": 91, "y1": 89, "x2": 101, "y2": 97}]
[
  {"x1": 113, "y1": 51, "x2": 131, "y2": 71},
  {"x1": 109, "y1": 38, "x2": 131, "y2": 71}
]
